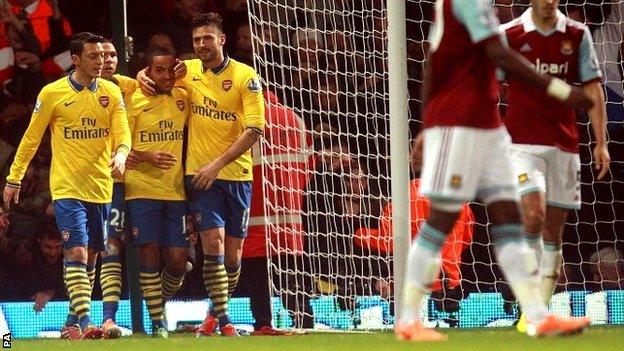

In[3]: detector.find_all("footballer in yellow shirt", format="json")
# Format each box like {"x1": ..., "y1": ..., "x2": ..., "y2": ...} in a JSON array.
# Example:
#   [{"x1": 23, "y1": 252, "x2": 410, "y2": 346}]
[
  {"x1": 2, "y1": 32, "x2": 131, "y2": 334},
  {"x1": 169, "y1": 13, "x2": 264, "y2": 336},
  {"x1": 125, "y1": 48, "x2": 190, "y2": 337}
]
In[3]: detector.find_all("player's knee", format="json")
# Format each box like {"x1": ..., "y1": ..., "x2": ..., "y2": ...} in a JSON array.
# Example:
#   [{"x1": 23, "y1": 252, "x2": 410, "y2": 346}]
[
  {"x1": 486, "y1": 200, "x2": 522, "y2": 225},
  {"x1": 65, "y1": 246, "x2": 88, "y2": 263},
  {"x1": 166, "y1": 260, "x2": 188, "y2": 276},
  {"x1": 200, "y1": 230, "x2": 224, "y2": 254},
  {"x1": 138, "y1": 244, "x2": 160, "y2": 267},
  {"x1": 524, "y1": 207, "x2": 546, "y2": 232},
  {"x1": 104, "y1": 240, "x2": 121, "y2": 257}
]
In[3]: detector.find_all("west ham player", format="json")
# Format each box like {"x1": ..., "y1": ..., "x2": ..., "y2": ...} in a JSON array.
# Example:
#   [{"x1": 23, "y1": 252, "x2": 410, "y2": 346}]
[
  {"x1": 499, "y1": 0, "x2": 610, "y2": 333},
  {"x1": 3, "y1": 32, "x2": 131, "y2": 339},
  {"x1": 398, "y1": 0, "x2": 593, "y2": 342}
]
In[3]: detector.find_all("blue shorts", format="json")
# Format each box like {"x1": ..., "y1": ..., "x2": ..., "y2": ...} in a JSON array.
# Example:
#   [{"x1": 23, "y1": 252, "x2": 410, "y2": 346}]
[
  {"x1": 54, "y1": 199, "x2": 111, "y2": 251},
  {"x1": 127, "y1": 199, "x2": 189, "y2": 247},
  {"x1": 108, "y1": 182, "x2": 126, "y2": 239},
  {"x1": 185, "y1": 177, "x2": 251, "y2": 238}
]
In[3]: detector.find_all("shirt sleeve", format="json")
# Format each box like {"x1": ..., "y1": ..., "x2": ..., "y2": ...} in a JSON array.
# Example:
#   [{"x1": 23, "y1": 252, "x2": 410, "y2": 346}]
[
  {"x1": 240, "y1": 70, "x2": 265, "y2": 133},
  {"x1": 110, "y1": 86, "x2": 132, "y2": 155},
  {"x1": 579, "y1": 27, "x2": 603, "y2": 84},
  {"x1": 6, "y1": 88, "x2": 54, "y2": 186},
  {"x1": 452, "y1": 0, "x2": 500, "y2": 44}
]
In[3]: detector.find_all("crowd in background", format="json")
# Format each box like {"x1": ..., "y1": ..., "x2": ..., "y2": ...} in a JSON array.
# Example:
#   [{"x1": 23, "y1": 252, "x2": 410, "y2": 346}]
[{"x1": 0, "y1": 0, "x2": 622, "y2": 313}]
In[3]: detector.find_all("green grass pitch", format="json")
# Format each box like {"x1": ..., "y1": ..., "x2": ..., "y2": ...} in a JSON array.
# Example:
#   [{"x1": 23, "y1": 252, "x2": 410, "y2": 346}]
[{"x1": 9, "y1": 326, "x2": 624, "y2": 351}]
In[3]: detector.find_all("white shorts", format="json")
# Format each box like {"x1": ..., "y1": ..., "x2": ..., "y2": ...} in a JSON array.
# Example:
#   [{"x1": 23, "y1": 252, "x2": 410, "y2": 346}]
[
  {"x1": 511, "y1": 144, "x2": 581, "y2": 210},
  {"x1": 420, "y1": 126, "x2": 516, "y2": 204}
]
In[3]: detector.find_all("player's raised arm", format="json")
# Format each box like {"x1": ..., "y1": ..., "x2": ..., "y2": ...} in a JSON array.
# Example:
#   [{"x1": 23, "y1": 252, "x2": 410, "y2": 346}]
[{"x1": 3, "y1": 88, "x2": 55, "y2": 209}]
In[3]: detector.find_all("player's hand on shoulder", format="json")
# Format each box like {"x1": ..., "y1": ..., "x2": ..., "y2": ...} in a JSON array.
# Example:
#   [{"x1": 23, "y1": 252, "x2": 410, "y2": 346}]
[
  {"x1": 174, "y1": 59, "x2": 187, "y2": 80},
  {"x1": 565, "y1": 86, "x2": 594, "y2": 110},
  {"x1": 137, "y1": 68, "x2": 157, "y2": 96}
]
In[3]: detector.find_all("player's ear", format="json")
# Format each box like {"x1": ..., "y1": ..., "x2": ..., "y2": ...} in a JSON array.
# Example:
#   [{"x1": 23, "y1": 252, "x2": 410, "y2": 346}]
[
  {"x1": 220, "y1": 33, "x2": 226, "y2": 47},
  {"x1": 71, "y1": 54, "x2": 80, "y2": 67}
]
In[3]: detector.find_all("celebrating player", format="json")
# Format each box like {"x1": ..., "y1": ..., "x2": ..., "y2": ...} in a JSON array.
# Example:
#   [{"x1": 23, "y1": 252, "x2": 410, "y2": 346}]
[
  {"x1": 125, "y1": 47, "x2": 189, "y2": 339},
  {"x1": 398, "y1": 0, "x2": 593, "y2": 342},
  {"x1": 499, "y1": 0, "x2": 610, "y2": 332},
  {"x1": 138, "y1": 12, "x2": 265, "y2": 337},
  {"x1": 3, "y1": 32, "x2": 131, "y2": 340}
]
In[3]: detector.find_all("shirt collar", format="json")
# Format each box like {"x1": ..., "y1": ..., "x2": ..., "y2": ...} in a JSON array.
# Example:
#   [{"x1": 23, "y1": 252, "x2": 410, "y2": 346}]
[
  {"x1": 203, "y1": 54, "x2": 230, "y2": 75},
  {"x1": 521, "y1": 8, "x2": 567, "y2": 34},
  {"x1": 68, "y1": 72, "x2": 98, "y2": 92},
  {"x1": 24, "y1": 0, "x2": 40, "y2": 15}
]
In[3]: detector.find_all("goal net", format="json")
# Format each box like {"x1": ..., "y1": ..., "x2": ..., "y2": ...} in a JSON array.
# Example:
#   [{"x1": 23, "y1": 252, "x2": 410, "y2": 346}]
[{"x1": 247, "y1": 0, "x2": 624, "y2": 330}]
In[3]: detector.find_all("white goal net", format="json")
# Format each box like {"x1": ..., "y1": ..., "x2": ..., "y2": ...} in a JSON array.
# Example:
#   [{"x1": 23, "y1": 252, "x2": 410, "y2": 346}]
[{"x1": 247, "y1": 0, "x2": 624, "y2": 330}]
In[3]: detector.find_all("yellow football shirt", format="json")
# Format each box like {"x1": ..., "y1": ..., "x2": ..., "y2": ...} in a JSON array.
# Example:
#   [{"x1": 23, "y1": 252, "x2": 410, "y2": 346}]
[
  {"x1": 124, "y1": 87, "x2": 188, "y2": 201},
  {"x1": 6, "y1": 75, "x2": 131, "y2": 203},
  {"x1": 180, "y1": 57, "x2": 265, "y2": 181},
  {"x1": 111, "y1": 74, "x2": 138, "y2": 102}
]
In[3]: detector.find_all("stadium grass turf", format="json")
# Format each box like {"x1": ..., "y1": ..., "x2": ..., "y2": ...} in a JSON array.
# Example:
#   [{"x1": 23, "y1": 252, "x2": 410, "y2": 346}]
[{"x1": 11, "y1": 326, "x2": 624, "y2": 351}]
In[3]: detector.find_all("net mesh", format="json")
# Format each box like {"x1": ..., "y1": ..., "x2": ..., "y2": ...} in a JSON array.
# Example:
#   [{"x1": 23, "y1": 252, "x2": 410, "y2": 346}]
[{"x1": 247, "y1": 0, "x2": 624, "y2": 330}]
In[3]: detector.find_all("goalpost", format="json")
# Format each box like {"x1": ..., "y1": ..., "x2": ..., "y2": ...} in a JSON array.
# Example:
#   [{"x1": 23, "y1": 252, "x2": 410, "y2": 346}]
[{"x1": 247, "y1": 0, "x2": 624, "y2": 330}]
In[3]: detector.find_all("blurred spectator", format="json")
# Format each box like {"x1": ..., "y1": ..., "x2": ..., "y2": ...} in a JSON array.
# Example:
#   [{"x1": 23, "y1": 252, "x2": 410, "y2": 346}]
[
  {"x1": 1, "y1": 137, "x2": 53, "y2": 238},
  {"x1": 129, "y1": 32, "x2": 179, "y2": 75},
  {"x1": 10, "y1": 0, "x2": 72, "y2": 81},
  {"x1": 0, "y1": 100, "x2": 31, "y2": 146},
  {"x1": 222, "y1": 0, "x2": 248, "y2": 54},
  {"x1": 303, "y1": 139, "x2": 383, "y2": 312},
  {"x1": 1, "y1": 1, "x2": 46, "y2": 105},
  {"x1": 555, "y1": 262, "x2": 584, "y2": 292},
  {"x1": 354, "y1": 179, "x2": 474, "y2": 294},
  {"x1": 30, "y1": 221, "x2": 65, "y2": 311},
  {"x1": 0, "y1": 220, "x2": 65, "y2": 306},
  {"x1": 159, "y1": 0, "x2": 204, "y2": 57},
  {"x1": 0, "y1": 224, "x2": 35, "y2": 300},
  {"x1": 589, "y1": 247, "x2": 624, "y2": 290},
  {"x1": 232, "y1": 23, "x2": 252, "y2": 65}
]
